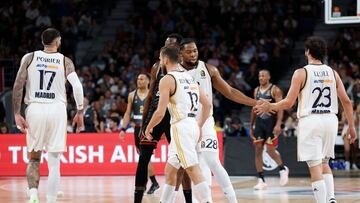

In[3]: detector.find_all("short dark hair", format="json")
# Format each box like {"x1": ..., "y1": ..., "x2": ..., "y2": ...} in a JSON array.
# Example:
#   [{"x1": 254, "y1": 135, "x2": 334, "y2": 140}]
[
  {"x1": 167, "y1": 33, "x2": 183, "y2": 44},
  {"x1": 139, "y1": 72, "x2": 151, "y2": 81},
  {"x1": 180, "y1": 38, "x2": 196, "y2": 49},
  {"x1": 41, "y1": 28, "x2": 61, "y2": 45},
  {"x1": 160, "y1": 45, "x2": 180, "y2": 63},
  {"x1": 305, "y1": 36, "x2": 327, "y2": 61},
  {"x1": 259, "y1": 69, "x2": 271, "y2": 76}
]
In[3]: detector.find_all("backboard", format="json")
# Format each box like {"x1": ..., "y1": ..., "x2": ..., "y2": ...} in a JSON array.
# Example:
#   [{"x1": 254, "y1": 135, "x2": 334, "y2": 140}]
[{"x1": 325, "y1": 0, "x2": 360, "y2": 24}]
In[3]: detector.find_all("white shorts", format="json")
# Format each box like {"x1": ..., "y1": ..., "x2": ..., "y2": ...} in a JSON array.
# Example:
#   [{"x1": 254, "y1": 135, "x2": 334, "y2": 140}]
[
  {"x1": 297, "y1": 114, "x2": 338, "y2": 162},
  {"x1": 168, "y1": 117, "x2": 200, "y2": 169},
  {"x1": 198, "y1": 116, "x2": 219, "y2": 152},
  {"x1": 25, "y1": 102, "x2": 67, "y2": 153}
]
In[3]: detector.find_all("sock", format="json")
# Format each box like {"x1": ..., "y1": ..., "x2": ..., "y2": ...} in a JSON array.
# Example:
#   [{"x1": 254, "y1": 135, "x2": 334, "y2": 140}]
[
  {"x1": 160, "y1": 184, "x2": 175, "y2": 203},
  {"x1": 258, "y1": 172, "x2": 265, "y2": 182},
  {"x1": 29, "y1": 188, "x2": 38, "y2": 198},
  {"x1": 183, "y1": 189, "x2": 192, "y2": 203},
  {"x1": 323, "y1": 174, "x2": 335, "y2": 201},
  {"x1": 194, "y1": 181, "x2": 212, "y2": 203},
  {"x1": 223, "y1": 186, "x2": 237, "y2": 203},
  {"x1": 150, "y1": 175, "x2": 158, "y2": 185},
  {"x1": 311, "y1": 180, "x2": 327, "y2": 203},
  {"x1": 134, "y1": 189, "x2": 144, "y2": 203},
  {"x1": 169, "y1": 191, "x2": 178, "y2": 203},
  {"x1": 278, "y1": 164, "x2": 285, "y2": 171},
  {"x1": 47, "y1": 152, "x2": 61, "y2": 203}
]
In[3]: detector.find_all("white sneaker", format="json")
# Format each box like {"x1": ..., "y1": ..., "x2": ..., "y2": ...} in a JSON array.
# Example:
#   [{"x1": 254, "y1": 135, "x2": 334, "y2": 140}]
[
  {"x1": 279, "y1": 166, "x2": 289, "y2": 186},
  {"x1": 345, "y1": 161, "x2": 350, "y2": 171},
  {"x1": 352, "y1": 164, "x2": 359, "y2": 170},
  {"x1": 253, "y1": 179, "x2": 267, "y2": 190}
]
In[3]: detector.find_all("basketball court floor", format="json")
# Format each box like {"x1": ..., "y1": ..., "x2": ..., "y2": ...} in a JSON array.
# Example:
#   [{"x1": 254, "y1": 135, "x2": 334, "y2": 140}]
[{"x1": 1, "y1": 175, "x2": 359, "y2": 202}]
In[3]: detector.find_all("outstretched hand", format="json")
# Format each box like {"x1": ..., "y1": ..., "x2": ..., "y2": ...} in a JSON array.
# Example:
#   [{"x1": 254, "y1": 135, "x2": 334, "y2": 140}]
[{"x1": 254, "y1": 99, "x2": 276, "y2": 115}]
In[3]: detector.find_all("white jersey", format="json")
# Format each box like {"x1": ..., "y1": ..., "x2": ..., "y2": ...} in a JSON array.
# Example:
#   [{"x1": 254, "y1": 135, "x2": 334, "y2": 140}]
[
  {"x1": 167, "y1": 71, "x2": 200, "y2": 124},
  {"x1": 24, "y1": 50, "x2": 67, "y2": 105},
  {"x1": 297, "y1": 64, "x2": 338, "y2": 118},
  {"x1": 187, "y1": 60, "x2": 213, "y2": 119}
]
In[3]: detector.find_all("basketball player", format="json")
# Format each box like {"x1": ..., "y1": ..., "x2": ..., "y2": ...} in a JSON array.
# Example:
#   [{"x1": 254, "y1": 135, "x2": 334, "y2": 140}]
[
  {"x1": 249, "y1": 70, "x2": 289, "y2": 190},
  {"x1": 255, "y1": 36, "x2": 357, "y2": 203},
  {"x1": 12, "y1": 28, "x2": 84, "y2": 203},
  {"x1": 144, "y1": 45, "x2": 213, "y2": 203},
  {"x1": 180, "y1": 39, "x2": 259, "y2": 203},
  {"x1": 119, "y1": 73, "x2": 160, "y2": 194},
  {"x1": 134, "y1": 34, "x2": 193, "y2": 203}
]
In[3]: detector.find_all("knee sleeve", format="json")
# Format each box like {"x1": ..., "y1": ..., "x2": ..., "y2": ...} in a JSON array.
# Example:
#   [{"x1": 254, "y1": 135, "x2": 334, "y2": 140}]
[
  {"x1": 202, "y1": 151, "x2": 232, "y2": 189},
  {"x1": 47, "y1": 152, "x2": 61, "y2": 203},
  {"x1": 198, "y1": 152, "x2": 212, "y2": 186},
  {"x1": 306, "y1": 159, "x2": 322, "y2": 167}
]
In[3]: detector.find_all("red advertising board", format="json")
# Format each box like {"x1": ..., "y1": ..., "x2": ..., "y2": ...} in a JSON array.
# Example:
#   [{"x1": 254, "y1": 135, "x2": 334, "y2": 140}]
[{"x1": 0, "y1": 133, "x2": 223, "y2": 176}]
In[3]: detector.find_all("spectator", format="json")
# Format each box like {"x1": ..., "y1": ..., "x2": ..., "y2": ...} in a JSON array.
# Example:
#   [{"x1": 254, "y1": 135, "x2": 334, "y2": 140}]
[
  {"x1": 105, "y1": 117, "x2": 120, "y2": 133},
  {"x1": 82, "y1": 98, "x2": 97, "y2": 133},
  {"x1": 0, "y1": 122, "x2": 9, "y2": 134}
]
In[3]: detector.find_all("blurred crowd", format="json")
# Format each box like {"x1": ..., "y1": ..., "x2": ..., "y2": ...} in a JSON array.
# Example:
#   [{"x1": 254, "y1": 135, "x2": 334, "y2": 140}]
[
  {"x1": 0, "y1": 0, "x2": 113, "y2": 61},
  {"x1": 64, "y1": 0, "x2": 319, "y2": 133}
]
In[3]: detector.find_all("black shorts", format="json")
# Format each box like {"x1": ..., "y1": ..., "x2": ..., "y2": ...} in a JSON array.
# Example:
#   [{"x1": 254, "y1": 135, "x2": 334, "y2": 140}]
[
  {"x1": 140, "y1": 110, "x2": 171, "y2": 147},
  {"x1": 253, "y1": 117, "x2": 278, "y2": 146}
]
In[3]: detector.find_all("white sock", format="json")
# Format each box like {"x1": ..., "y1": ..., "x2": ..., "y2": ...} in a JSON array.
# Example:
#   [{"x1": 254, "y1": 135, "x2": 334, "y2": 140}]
[
  {"x1": 323, "y1": 174, "x2": 335, "y2": 201},
  {"x1": 160, "y1": 184, "x2": 175, "y2": 203},
  {"x1": 194, "y1": 181, "x2": 212, "y2": 203},
  {"x1": 223, "y1": 186, "x2": 238, "y2": 203},
  {"x1": 312, "y1": 180, "x2": 327, "y2": 203},
  {"x1": 169, "y1": 190, "x2": 178, "y2": 203},
  {"x1": 47, "y1": 152, "x2": 61, "y2": 203},
  {"x1": 29, "y1": 188, "x2": 38, "y2": 198},
  {"x1": 199, "y1": 153, "x2": 212, "y2": 187}
]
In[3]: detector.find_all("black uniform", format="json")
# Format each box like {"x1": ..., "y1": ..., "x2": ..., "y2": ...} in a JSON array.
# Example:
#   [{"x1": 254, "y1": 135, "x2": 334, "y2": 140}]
[
  {"x1": 131, "y1": 89, "x2": 145, "y2": 150},
  {"x1": 134, "y1": 63, "x2": 172, "y2": 201},
  {"x1": 254, "y1": 84, "x2": 278, "y2": 146},
  {"x1": 140, "y1": 63, "x2": 171, "y2": 146}
]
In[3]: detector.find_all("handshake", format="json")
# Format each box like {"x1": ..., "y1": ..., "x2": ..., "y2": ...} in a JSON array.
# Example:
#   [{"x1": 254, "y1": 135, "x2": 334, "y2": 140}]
[{"x1": 253, "y1": 99, "x2": 277, "y2": 115}]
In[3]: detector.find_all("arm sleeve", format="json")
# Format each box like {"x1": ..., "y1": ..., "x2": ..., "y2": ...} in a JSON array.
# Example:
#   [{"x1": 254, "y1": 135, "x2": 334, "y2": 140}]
[{"x1": 67, "y1": 72, "x2": 84, "y2": 110}]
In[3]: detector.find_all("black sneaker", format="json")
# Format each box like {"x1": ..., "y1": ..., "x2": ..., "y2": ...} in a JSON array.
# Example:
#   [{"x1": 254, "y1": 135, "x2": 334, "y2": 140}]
[
  {"x1": 329, "y1": 198, "x2": 337, "y2": 203},
  {"x1": 147, "y1": 183, "x2": 160, "y2": 194}
]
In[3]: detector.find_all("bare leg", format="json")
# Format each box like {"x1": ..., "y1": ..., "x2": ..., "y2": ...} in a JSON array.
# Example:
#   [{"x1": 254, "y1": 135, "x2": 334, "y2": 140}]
[{"x1": 27, "y1": 150, "x2": 42, "y2": 200}]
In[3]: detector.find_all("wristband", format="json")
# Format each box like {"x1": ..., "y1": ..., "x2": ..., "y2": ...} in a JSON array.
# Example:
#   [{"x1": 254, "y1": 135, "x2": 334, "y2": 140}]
[{"x1": 120, "y1": 127, "x2": 127, "y2": 132}]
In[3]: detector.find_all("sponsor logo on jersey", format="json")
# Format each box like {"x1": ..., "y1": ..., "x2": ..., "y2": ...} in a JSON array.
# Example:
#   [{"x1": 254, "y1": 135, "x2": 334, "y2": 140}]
[
  {"x1": 36, "y1": 64, "x2": 58, "y2": 69},
  {"x1": 314, "y1": 79, "x2": 333, "y2": 84}
]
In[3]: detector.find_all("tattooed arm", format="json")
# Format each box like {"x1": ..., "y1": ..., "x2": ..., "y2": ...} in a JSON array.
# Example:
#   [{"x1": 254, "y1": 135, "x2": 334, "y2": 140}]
[
  {"x1": 64, "y1": 56, "x2": 84, "y2": 133},
  {"x1": 12, "y1": 53, "x2": 33, "y2": 133}
]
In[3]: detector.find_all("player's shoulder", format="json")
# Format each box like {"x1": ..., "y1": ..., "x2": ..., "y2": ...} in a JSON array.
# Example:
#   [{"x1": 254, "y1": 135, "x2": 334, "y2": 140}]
[
  {"x1": 203, "y1": 62, "x2": 218, "y2": 77},
  {"x1": 293, "y1": 67, "x2": 307, "y2": 76},
  {"x1": 21, "y1": 52, "x2": 35, "y2": 67}
]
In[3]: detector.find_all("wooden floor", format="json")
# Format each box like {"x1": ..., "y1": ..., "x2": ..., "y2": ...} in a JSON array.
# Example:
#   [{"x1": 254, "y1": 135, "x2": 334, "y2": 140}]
[{"x1": 1, "y1": 176, "x2": 360, "y2": 203}]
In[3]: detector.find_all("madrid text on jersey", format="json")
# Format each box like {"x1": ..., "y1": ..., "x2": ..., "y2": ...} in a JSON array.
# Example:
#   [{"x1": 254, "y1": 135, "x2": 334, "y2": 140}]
[{"x1": 35, "y1": 91, "x2": 55, "y2": 99}]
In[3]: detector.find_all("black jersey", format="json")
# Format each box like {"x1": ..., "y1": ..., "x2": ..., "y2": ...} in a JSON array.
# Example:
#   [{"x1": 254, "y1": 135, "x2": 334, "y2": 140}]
[
  {"x1": 143, "y1": 62, "x2": 165, "y2": 128},
  {"x1": 131, "y1": 89, "x2": 145, "y2": 126},
  {"x1": 255, "y1": 84, "x2": 276, "y2": 120}
]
